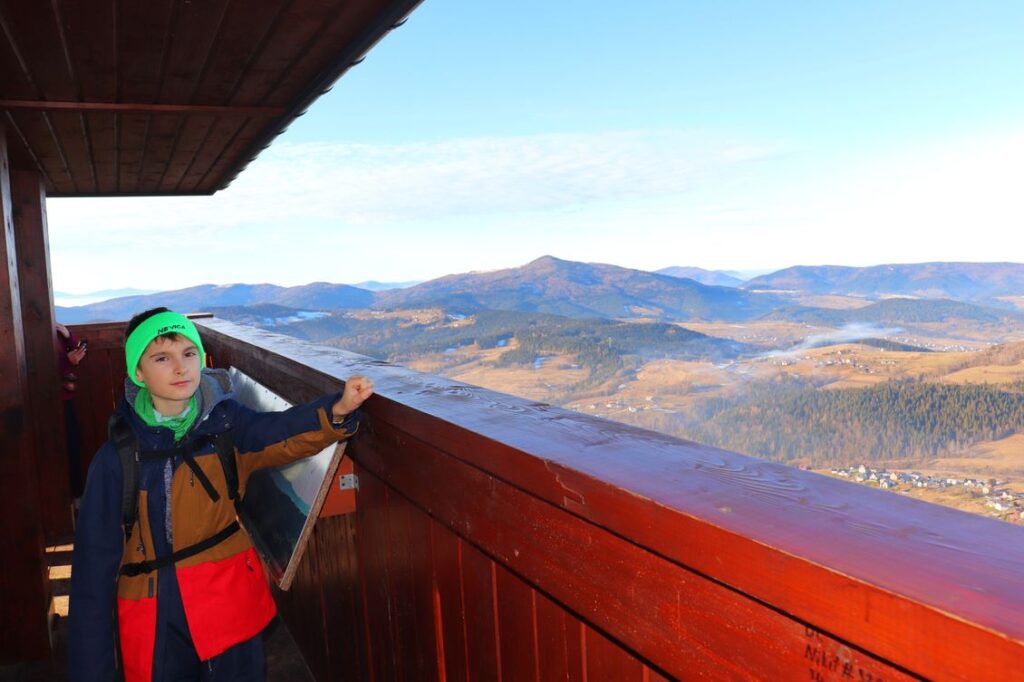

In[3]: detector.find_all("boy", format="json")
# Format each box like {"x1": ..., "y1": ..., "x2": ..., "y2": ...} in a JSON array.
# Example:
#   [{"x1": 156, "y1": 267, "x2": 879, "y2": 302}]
[{"x1": 68, "y1": 308, "x2": 373, "y2": 681}]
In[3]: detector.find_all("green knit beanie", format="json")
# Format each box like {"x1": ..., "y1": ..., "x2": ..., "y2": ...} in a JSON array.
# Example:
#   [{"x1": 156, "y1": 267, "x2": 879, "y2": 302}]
[{"x1": 125, "y1": 311, "x2": 206, "y2": 387}]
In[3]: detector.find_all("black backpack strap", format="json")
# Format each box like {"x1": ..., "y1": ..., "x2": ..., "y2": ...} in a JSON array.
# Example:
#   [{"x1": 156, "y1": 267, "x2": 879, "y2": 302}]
[
  {"x1": 139, "y1": 436, "x2": 223, "y2": 504},
  {"x1": 178, "y1": 441, "x2": 220, "y2": 503},
  {"x1": 120, "y1": 521, "x2": 240, "y2": 577},
  {"x1": 111, "y1": 423, "x2": 242, "y2": 576},
  {"x1": 213, "y1": 430, "x2": 239, "y2": 502},
  {"x1": 120, "y1": 430, "x2": 238, "y2": 573},
  {"x1": 108, "y1": 414, "x2": 139, "y2": 542}
]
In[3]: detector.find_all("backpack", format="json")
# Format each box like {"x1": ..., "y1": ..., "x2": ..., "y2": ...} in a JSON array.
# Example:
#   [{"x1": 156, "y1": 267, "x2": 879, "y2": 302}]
[{"x1": 108, "y1": 413, "x2": 242, "y2": 577}]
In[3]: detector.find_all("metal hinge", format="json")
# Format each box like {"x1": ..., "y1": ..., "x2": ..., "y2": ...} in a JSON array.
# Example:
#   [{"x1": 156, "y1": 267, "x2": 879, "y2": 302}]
[{"x1": 339, "y1": 473, "x2": 359, "y2": 491}]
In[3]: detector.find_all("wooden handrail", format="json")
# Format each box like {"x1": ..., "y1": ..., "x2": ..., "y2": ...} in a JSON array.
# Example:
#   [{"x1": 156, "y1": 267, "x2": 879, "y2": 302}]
[
  {"x1": 192, "y1": 317, "x2": 1024, "y2": 680},
  {"x1": 72, "y1": 318, "x2": 1024, "y2": 679}
]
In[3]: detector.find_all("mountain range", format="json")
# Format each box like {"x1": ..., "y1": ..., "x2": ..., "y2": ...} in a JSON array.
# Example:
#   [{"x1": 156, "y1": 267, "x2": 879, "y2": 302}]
[
  {"x1": 57, "y1": 282, "x2": 373, "y2": 323},
  {"x1": 56, "y1": 257, "x2": 1024, "y2": 327},
  {"x1": 743, "y1": 262, "x2": 1024, "y2": 302},
  {"x1": 373, "y1": 256, "x2": 784, "y2": 322}
]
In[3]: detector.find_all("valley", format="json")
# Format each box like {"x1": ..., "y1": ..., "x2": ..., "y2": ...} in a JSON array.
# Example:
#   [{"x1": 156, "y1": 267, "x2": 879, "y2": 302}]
[
  {"x1": 336, "y1": 313, "x2": 1024, "y2": 524},
  {"x1": 58, "y1": 257, "x2": 1024, "y2": 524}
]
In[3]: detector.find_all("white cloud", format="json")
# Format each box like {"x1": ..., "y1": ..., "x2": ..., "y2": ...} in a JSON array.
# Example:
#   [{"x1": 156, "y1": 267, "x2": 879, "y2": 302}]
[
  {"x1": 49, "y1": 130, "x2": 776, "y2": 233},
  {"x1": 45, "y1": 127, "x2": 1024, "y2": 294}
]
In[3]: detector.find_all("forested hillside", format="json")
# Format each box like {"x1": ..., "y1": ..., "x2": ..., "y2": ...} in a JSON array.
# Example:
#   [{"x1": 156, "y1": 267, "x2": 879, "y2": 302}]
[
  {"x1": 762, "y1": 298, "x2": 1018, "y2": 326},
  {"x1": 206, "y1": 305, "x2": 757, "y2": 391},
  {"x1": 681, "y1": 380, "x2": 1024, "y2": 465},
  {"x1": 487, "y1": 315, "x2": 751, "y2": 386}
]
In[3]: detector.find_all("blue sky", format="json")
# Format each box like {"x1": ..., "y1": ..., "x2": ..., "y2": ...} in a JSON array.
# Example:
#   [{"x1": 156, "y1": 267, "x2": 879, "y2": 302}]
[{"x1": 49, "y1": 1, "x2": 1024, "y2": 294}]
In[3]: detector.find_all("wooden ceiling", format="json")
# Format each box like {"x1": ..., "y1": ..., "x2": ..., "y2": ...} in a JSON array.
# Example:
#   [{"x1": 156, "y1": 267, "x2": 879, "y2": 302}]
[{"x1": 0, "y1": 0, "x2": 421, "y2": 197}]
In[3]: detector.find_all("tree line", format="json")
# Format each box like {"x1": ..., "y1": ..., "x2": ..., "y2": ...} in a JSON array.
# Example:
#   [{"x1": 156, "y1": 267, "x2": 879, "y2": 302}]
[{"x1": 676, "y1": 380, "x2": 1024, "y2": 465}]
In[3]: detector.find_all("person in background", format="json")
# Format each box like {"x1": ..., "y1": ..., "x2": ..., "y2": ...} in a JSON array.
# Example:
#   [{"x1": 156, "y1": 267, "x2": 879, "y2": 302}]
[{"x1": 56, "y1": 323, "x2": 87, "y2": 508}]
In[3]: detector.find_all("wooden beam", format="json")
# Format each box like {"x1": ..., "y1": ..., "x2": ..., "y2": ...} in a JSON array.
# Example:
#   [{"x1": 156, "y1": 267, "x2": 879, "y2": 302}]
[
  {"x1": 13, "y1": 169, "x2": 72, "y2": 540},
  {"x1": 0, "y1": 123, "x2": 51, "y2": 662},
  {"x1": 0, "y1": 126, "x2": 27, "y2": 411},
  {"x1": 0, "y1": 99, "x2": 287, "y2": 117}
]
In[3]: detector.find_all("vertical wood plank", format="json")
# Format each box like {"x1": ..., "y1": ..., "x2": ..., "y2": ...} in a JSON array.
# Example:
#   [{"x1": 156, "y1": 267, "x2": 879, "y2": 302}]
[
  {"x1": 70, "y1": 337, "x2": 122, "y2": 478},
  {"x1": 387, "y1": 488, "x2": 440, "y2": 680},
  {"x1": 0, "y1": 124, "x2": 50, "y2": 662},
  {"x1": 495, "y1": 565, "x2": 539, "y2": 682},
  {"x1": 644, "y1": 665, "x2": 673, "y2": 682},
  {"x1": 0, "y1": 125, "x2": 28, "y2": 411},
  {"x1": 584, "y1": 626, "x2": 645, "y2": 682},
  {"x1": 355, "y1": 467, "x2": 400, "y2": 680},
  {"x1": 460, "y1": 541, "x2": 500, "y2": 680},
  {"x1": 564, "y1": 610, "x2": 585, "y2": 682},
  {"x1": 11, "y1": 168, "x2": 71, "y2": 540},
  {"x1": 430, "y1": 521, "x2": 469, "y2": 682},
  {"x1": 535, "y1": 592, "x2": 584, "y2": 682},
  {"x1": 275, "y1": 519, "x2": 329, "y2": 682},
  {"x1": 317, "y1": 513, "x2": 367, "y2": 682}
]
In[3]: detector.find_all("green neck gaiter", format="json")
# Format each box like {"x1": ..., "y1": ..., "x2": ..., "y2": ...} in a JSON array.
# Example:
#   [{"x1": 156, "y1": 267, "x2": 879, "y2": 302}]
[{"x1": 134, "y1": 389, "x2": 198, "y2": 442}]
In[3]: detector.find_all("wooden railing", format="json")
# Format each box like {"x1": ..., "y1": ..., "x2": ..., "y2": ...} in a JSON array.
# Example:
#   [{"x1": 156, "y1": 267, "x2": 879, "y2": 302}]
[{"x1": 69, "y1": 318, "x2": 1024, "y2": 681}]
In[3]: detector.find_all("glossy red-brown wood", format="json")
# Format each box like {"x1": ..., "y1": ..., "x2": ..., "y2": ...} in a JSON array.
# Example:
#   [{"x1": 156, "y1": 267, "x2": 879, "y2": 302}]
[
  {"x1": 586, "y1": 626, "x2": 645, "y2": 682},
  {"x1": 319, "y1": 514, "x2": 368, "y2": 681},
  {"x1": 11, "y1": 168, "x2": 71, "y2": 540},
  {"x1": 0, "y1": 126, "x2": 27, "y2": 412},
  {"x1": 459, "y1": 538, "x2": 502, "y2": 680},
  {"x1": 64, "y1": 322, "x2": 130, "y2": 475},
  {"x1": 356, "y1": 468, "x2": 402, "y2": 680},
  {"x1": 357, "y1": 416, "x2": 912, "y2": 680},
  {"x1": 532, "y1": 589, "x2": 581, "y2": 679},
  {"x1": 0, "y1": 125, "x2": 50, "y2": 662},
  {"x1": 0, "y1": 100, "x2": 287, "y2": 116},
  {"x1": 535, "y1": 591, "x2": 584, "y2": 682},
  {"x1": 389, "y1": 484, "x2": 441, "y2": 679},
  {"x1": 495, "y1": 563, "x2": 540, "y2": 681},
  {"x1": 0, "y1": 451, "x2": 51, "y2": 663},
  {"x1": 195, "y1": 318, "x2": 1024, "y2": 681},
  {"x1": 430, "y1": 522, "x2": 469, "y2": 682},
  {"x1": 283, "y1": 516, "x2": 331, "y2": 682},
  {"x1": 0, "y1": 0, "x2": 424, "y2": 196}
]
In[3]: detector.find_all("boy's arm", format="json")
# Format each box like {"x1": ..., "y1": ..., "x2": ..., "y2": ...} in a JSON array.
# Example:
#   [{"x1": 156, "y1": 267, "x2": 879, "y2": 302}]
[
  {"x1": 68, "y1": 445, "x2": 125, "y2": 682},
  {"x1": 230, "y1": 375, "x2": 373, "y2": 472},
  {"x1": 230, "y1": 394, "x2": 351, "y2": 460}
]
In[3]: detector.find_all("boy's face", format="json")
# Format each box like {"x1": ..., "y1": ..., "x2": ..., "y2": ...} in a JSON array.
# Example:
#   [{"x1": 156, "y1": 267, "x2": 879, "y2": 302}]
[{"x1": 134, "y1": 335, "x2": 201, "y2": 413}]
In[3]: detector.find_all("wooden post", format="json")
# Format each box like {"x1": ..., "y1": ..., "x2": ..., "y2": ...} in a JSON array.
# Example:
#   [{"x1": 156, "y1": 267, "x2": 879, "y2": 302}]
[
  {"x1": 13, "y1": 169, "x2": 72, "y2": 540},
  {"x1": 0, "y1": 124, "x2": 52, "y2": 661}
]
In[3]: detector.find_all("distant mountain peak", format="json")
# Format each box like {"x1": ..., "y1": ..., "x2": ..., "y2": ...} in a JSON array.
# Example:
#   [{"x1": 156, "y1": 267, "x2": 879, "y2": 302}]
[
  {"x1": 350, "y1": 280, "x2": 420, "y2": 292},
  {"x1": 657, "y1": 266, "x2": 745, "y2": 287},
  {"x1": 375, "y1": 256, "x2": 784, "y2": 322}
]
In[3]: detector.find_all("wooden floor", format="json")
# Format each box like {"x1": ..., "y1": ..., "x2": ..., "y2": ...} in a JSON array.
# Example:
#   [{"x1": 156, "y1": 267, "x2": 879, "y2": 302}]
[{"x1": 0, "y1": 541, "x2": 315, "y2": 682}]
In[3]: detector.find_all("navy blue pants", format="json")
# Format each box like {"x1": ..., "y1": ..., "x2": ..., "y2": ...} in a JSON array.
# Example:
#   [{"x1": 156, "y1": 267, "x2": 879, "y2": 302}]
[
  {"x1": 151, "y1": 562, "x2": 266, "y2": 682},
  {"x1": 153, "y1": 619, "x2": 265, "y2": 682}
]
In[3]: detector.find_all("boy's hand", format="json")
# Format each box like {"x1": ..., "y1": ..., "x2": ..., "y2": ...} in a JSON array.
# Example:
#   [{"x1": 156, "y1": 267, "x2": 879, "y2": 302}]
[{"x1": 332, "y1": 375, "x2": 374, "y2": 419}]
